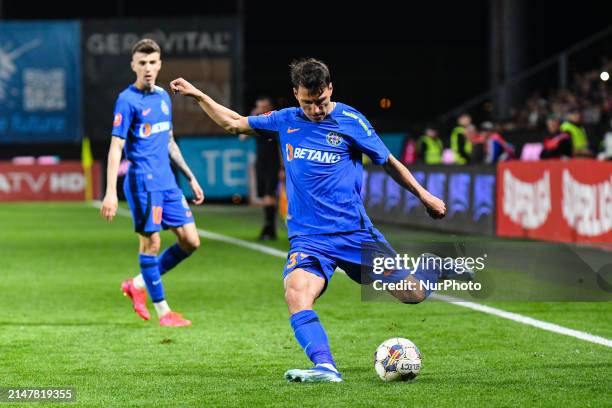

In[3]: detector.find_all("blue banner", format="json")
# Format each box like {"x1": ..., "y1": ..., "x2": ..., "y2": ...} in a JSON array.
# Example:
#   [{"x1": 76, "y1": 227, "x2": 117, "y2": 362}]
[
  {"x1": 0, "y1": 22, "x2": 81, "y2": 143},
  {"x1": 177, "y1": 136, "x2": 255, "y2": 199},
  {"x1": 363, "y1": 164, "x2": 496, "y2": 235}
]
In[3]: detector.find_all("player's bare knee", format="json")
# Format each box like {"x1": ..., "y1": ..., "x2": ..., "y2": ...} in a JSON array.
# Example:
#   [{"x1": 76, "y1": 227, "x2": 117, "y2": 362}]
[
  {"x1": 146, "y1": 241, "x2": 161, "y2": 254},
  {"x1": 284, "y1": 286, "x2": 314, "y2": 312},
  {"x1": 179, "y1": 235, "x2": 200, "y2": 252},
  {"x1": 140, "y1": 234, "x2": 161, "y2": 254},
  {"x1": 191, "y1": 235, "x2": 201, "y2": 250},
  {"x1": 284, "y1": 286, "x2": 301, "y2": 306}
]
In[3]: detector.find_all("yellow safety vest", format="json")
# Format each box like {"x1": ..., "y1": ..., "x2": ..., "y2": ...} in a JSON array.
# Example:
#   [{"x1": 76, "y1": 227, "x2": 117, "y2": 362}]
[
  {"x1": 450, "y1": 126, "x2": 472, "y2": 164},
  {"x1": 418, "y1": 135, "x2": 443, "y2": 164}
]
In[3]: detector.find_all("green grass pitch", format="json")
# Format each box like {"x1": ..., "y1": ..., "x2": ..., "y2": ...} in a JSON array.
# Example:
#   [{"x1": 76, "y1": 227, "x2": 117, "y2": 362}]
[{"x1": 0, "y1": 203, "x2": 610, "y2": 407}]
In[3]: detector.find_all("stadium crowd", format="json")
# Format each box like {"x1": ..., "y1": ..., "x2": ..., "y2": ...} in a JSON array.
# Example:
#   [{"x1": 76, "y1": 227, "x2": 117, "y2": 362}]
[{"x1": 411, "y1": 59, "x2": 612, "y2": 165}]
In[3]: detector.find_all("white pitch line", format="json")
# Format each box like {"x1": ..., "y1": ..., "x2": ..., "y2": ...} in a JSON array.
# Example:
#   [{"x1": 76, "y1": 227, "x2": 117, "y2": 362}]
[
  {"x1": 196, "y1": 228, "x2": 287, "y2": 258},
  {"x1": 93, "y1": 201, "x2": 612, "y2": 348},
  {"x1": 92, "y1": 201, "x2": 286, "y2": 259},
  {"x1": 433, "y1": 294, "x2": 612, "y2": 348}
]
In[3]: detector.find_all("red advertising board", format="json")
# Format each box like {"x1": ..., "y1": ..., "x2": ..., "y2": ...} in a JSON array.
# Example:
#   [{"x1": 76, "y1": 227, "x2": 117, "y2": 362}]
[
  {"x1": 0, "y1": 162, "x2": 101, "y2": 201},
  {"x1": 497, "y1": 160, "x2": 612, "y2": 244}
]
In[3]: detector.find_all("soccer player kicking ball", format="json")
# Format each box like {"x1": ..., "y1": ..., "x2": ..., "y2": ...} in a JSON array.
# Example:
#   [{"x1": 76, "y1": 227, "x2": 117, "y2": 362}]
[
  {"x1": 170, "y1": 58, "x2": 468, "y2": 381},
  {"x1": 100, "y1": 39, "x2": 204, "y2": 327}
]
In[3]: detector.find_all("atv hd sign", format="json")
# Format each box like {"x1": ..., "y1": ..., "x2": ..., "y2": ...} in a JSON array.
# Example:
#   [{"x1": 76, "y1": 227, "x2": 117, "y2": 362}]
[
  {"x1": 0, "y1": 22, "x2": 82, "y2": 143},
  {"x1": 0, "y1": 162, "x2": 101, "y2": 201}
]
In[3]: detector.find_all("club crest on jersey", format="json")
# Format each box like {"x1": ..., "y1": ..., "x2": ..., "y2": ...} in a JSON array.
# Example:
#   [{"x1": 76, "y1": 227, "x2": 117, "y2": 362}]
[
  {"x1": 161, "y1": 100, "x2": 170, "y2": 115},
  {"x1": 326, "y1": 132, "x2": 343, "y2": 146}
]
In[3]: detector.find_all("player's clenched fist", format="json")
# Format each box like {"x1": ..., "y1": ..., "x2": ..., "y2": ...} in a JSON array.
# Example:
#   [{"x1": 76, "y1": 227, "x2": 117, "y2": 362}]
[
  {"x1": 170, "y1": 78, "x2": 201, "y2": 99},
  {"x1": 100, "y1": 194, "x2": 118, "y2": 222},
  {"x1": 189, "y1": 179, "x2": 205, "y2": 205},
  {"x1": 421, "y1": 192, "x2": 446, "y2": 219}
]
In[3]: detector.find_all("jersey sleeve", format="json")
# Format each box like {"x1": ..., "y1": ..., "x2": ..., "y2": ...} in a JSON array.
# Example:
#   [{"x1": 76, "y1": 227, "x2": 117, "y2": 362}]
[
  {"x1": 111, "y1": 95, "x2": 133, "y2": 139},
  {"x1": 247, "y1": 110, "x2": 281, "y2": 133},
  {"x1": 343, "y1": 110, "x2": 391, "y2": 165}
]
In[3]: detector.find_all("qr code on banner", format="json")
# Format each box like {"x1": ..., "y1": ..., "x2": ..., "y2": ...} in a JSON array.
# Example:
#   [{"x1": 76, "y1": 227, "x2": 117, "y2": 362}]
[{"x1": 22, "y1": 68, "x2": 66, "y2": 111}]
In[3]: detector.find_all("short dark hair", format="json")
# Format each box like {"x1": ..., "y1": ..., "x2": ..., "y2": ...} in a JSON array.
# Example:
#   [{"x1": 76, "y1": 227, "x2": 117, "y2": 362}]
[
  {"x1": 289, "y1": 58, "x2": 331, "y2": 94},
  {"x1": 132, "y1": 38, "x2": 161, "y2": 55}
]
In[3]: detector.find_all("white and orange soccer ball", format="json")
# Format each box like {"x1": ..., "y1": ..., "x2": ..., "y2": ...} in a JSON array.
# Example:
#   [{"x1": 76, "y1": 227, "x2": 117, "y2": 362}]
[{"x1": 374, "y1": 337, "x2": 422, "y2": 381}]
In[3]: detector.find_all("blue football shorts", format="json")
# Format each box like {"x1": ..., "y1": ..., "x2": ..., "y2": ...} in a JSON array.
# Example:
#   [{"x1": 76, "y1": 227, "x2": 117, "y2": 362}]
[
  {"x1": 124, "y1": 183, "x2": 194, "y2": 234},
  {"x1": 283, "y1": 227, "x2": 410, "y2": 292}
]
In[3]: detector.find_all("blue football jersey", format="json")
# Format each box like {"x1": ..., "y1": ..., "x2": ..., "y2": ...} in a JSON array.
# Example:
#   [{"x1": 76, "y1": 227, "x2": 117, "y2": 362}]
[
  {"x1": 111, "y1": 84, "x2": 177, "y2": 191},
  {"x1": 248, "y1": 102, "x2": 391, "y2": 237}
]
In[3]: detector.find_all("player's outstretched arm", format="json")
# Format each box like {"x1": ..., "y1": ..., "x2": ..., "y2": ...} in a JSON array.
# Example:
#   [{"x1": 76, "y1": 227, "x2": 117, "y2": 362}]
[
  {"x1": 168, "y1": 131, "x2": 205, "y2": 204},
  {"x1": 382, "y1": 154, "x2": 446, "y2": 219},
  {"x1": 101, "y1": 136, "x2": 126, "y2": 222},
  {"x1": 170, "y1": 78, "x2": 256, "y2": 135}
]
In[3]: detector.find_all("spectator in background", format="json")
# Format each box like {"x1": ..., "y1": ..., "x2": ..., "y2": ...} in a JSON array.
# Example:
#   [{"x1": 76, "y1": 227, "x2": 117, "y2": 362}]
[
  {"x1": 239, "y1": 96, "x2": 281, "y2": 240},
  {"x1": 416, "y1": 125, "x2": 443, "y2": 164},
  {"x1": 480, "y1": 121, "x2": 514, "y2": 164},
  {"x1": 522, "y1": 92, "x2": 548, "y2": 129},
  {"x1": 466, "y1": 124, "x2": 485, "y2": 163},
  {"x1": 399, "y1": 137, "x2": 417, "y2": 165},
  {"x1": 598, "y1": 118, "x2": 612, "y2": 161},
  {"x1": 540, "y1": 115, "x2": 572, "y2": 159},
  {"x1": 561, "y1": 108, "x2": 592, "y2": 157},
  {"x1": 450, "y1": 113, "x2": 472, "y2": 164}
]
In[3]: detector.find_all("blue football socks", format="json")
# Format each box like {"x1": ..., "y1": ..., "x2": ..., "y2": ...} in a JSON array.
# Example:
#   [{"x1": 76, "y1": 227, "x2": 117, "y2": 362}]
[
  {"x1": 139, "y1": 253, "x2": 165, "y2": 302},
  {"x1": 159, "y1": 243, "x2": 191, "y2": 275},
  {"x1": 290, "y1": 310, "x2": 336, "y2": 368}
]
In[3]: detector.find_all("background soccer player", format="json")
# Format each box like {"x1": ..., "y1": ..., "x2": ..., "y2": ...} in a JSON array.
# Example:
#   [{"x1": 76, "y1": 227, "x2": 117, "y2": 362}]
[
  {"x1": 239, "y1": 96, "x2": 281, "y2": 240},
  {"x1": 100, "y1": 39, "x2": 204, "y2": 327},
  {"x1": 170, "y1": 58, "x2": 463, "y2": 381}
]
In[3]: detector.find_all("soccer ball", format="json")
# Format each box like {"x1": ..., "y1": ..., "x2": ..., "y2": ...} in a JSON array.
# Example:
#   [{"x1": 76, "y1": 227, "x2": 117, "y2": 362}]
[{"x1": 374, "y1": 337, "x2": 422, "y2": 381}]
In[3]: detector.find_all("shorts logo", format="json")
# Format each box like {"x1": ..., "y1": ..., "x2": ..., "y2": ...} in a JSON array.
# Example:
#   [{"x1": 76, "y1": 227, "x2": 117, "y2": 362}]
[
  {"x1": 152, "y1": 206, "x2": 163, "y2": 224},
  {"x1": 161, "y1": 100, "x2": 170, "y2": 115},
  {"x1": 181, "y1": 196, "x2": 190, "y2": 209},
  {"x1": 286, "y1": 143, "x2": 294, "y2": 161},
  {"x1": 113, "y1": 113, "x2": 122, "y2": 127},
  {"x1": 326, "y1": 132, "x2": 343, "y2": 146}
]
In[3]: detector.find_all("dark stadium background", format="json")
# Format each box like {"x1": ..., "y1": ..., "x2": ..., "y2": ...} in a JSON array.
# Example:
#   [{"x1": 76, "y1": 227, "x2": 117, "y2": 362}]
[
  {"x1": 1, "y1": 0, "x2": 609, "y2": 129},
  {"x1": 1, "y1": 2, "x2": 610, "y2": 405}
]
